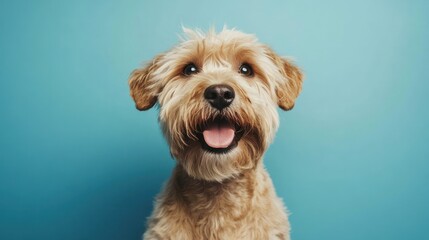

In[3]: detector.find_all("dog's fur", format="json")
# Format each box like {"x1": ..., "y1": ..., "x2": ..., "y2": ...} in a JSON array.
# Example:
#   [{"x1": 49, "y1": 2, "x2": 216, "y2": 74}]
[{"x1": 129, "y1": 28, "x2": 303, "y2": 240}]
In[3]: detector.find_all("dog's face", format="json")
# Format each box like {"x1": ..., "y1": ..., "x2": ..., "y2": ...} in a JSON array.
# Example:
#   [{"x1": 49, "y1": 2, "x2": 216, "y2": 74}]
[{"x1": 129, "y1": 29, "x2": 303, "y2": 182}]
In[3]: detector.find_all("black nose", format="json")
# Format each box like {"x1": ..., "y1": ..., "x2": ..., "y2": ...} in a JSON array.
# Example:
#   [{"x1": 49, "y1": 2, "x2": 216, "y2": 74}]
[{"x1": 204, "y1": 84, "x2": 235, "y2": 110}]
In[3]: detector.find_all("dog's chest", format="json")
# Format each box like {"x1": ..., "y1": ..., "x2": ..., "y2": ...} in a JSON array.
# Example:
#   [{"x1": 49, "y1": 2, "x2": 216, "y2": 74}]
[
  {"x1": 144, "y1": 168, "x2": 290, "y2": 240},
  {"x1": 191, "y1": 212, "x2": 286, "y2": 240}
]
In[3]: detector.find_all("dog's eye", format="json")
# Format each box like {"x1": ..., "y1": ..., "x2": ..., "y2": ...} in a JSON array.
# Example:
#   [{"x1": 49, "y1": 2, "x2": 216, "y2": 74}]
[
  {"x1": 183, "y1": 63, "x2": 199, "y2": 76},
  {"x1": 239, "y1": 63, "x2": 254, "y2": 77}
]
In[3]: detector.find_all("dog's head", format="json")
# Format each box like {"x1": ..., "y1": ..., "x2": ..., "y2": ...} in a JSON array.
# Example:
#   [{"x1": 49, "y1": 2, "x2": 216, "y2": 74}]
[{"x1": 129, "y1": 28, "x2": 303, "y2": 182}]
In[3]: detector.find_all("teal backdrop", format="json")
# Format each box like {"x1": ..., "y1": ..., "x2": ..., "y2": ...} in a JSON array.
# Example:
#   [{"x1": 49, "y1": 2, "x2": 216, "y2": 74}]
[{"x1": 1, "y1": 0, "x2": 428, "y2": 239}]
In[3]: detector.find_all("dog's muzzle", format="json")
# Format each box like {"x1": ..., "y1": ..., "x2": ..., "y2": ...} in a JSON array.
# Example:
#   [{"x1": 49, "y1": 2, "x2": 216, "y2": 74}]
[{"x1": 198, "y1": 84, "x2": 242, "y2": 153}]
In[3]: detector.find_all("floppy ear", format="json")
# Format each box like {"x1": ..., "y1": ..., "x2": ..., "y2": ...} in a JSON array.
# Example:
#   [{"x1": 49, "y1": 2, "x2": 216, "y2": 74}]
[
  {"x1": 266, "y1": 48, "x2": 304, "y2": 111},
  {"x1": 128, "y1": 55, "x2": 163, "y2": 111}
]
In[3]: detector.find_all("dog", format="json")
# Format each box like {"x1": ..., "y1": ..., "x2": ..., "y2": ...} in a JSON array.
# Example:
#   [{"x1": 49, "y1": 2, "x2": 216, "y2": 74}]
[{"x1": 129, "y1": 28, "x2": 303, "y2": 240}]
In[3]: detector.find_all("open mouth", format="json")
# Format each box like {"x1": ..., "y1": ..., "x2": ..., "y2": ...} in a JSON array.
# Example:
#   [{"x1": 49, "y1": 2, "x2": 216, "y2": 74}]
[{"x1": 197, "y1": 116, "x2": 243, "y2": 153}]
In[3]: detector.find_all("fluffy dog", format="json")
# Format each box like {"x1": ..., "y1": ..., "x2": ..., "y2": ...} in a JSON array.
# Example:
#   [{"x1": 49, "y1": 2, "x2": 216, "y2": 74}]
[{"x1": 129, "y1": 28, "x2": 303, "y2": 240}]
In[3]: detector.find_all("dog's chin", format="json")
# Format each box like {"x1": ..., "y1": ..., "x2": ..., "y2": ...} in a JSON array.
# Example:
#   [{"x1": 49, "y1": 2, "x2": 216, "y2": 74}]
[{"x1": 196, "y1": 116, "x2": 244, "y2": 154}]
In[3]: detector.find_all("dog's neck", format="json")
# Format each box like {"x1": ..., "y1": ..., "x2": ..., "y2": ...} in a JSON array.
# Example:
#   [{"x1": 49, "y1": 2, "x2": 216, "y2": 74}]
[{"x1": 170, "y1": 163, "x2": 269, "y2": 221}]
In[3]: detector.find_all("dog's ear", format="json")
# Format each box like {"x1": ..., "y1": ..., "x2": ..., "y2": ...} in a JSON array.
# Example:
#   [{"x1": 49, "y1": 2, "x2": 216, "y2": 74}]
[
  {"x1": 265, "y1": 48, "x2": 304, "y2": 111},
  {"x1": 128, "y1": 55, "x2": 163, "y2": 111}
]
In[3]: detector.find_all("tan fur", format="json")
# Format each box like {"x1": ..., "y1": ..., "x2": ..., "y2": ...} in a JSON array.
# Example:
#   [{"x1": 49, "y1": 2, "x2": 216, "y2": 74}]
[{"x1": 129, "y1": 28, "x2": 303, "y2": 240}]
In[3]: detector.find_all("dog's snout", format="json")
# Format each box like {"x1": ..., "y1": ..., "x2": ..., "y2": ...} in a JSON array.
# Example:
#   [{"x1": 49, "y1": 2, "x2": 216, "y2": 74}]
[{"x1": 204, "y1": 84, "x2": 235, "y2": 110}]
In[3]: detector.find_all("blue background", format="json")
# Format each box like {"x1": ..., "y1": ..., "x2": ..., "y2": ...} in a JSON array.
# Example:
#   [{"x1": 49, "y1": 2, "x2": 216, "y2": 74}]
[{"x1": 1, "y1": 0, "x2": 428, "y2": 239}]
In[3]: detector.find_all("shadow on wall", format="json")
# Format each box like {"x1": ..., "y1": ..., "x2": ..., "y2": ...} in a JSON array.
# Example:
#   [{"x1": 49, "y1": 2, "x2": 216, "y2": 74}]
[
  {"x1": 87, "y1": 147, "x2": 173, "y2": 239},
  {"x1": 79, "y1": 153, "x2": 171, "y2": 239},
  {"x1": 58, "y1": 145, "x2": 172, "y2": 240}
]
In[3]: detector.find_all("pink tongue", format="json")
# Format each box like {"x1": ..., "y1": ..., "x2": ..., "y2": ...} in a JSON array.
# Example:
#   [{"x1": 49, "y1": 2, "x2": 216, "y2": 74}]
[{"x1": 203, "y1": 123, "x2": 235, "y2": 149}]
